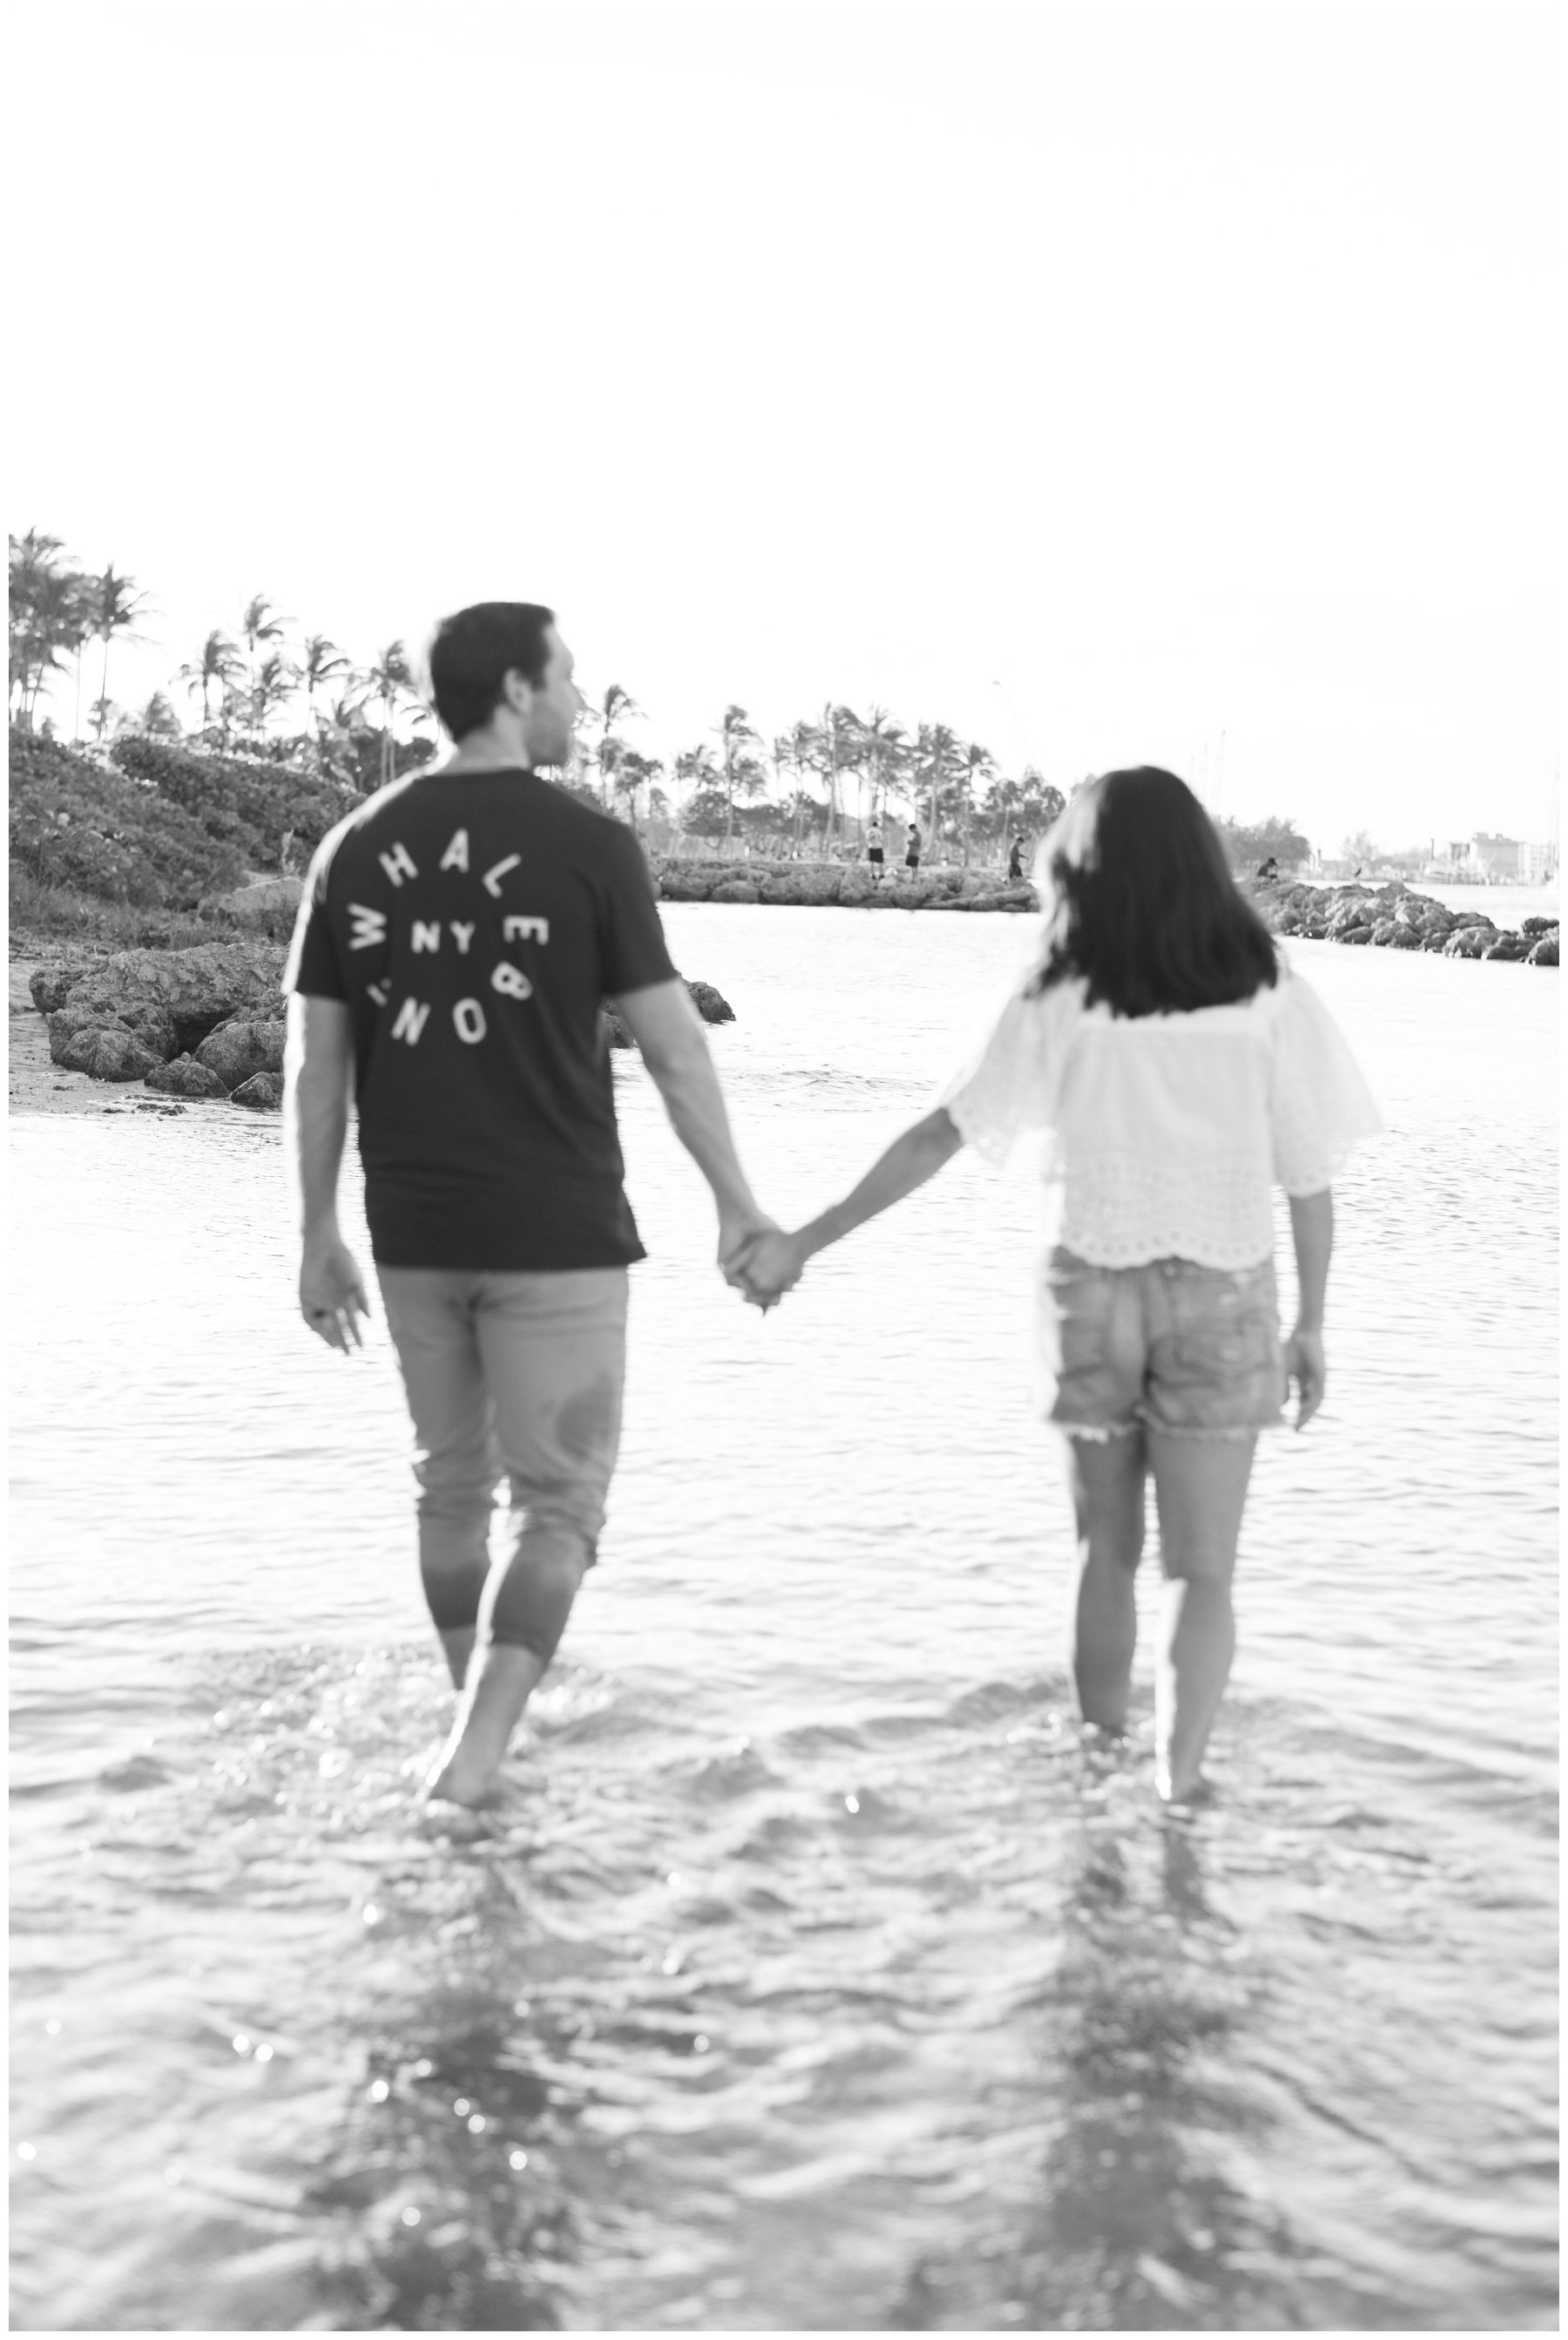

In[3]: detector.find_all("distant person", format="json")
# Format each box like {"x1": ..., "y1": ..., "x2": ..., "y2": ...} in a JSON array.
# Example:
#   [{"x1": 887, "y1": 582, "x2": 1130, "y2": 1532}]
[
  {"x1": 1008, "y1": 832, "x2": 1026, "y2": 882},
  {"x1": 1256, "y1": 856, "x2": 1279, "y2": 882},
  {"x1": 867, "y1": 819, "x2": 886, "y2": 882},
  {"x1": 283, "y1": 600, "x2": 775, "y2": 1810},
  {"x1": 905, "y1": 823, "x2": 922, "y2": 879},
  {"x1": 733, "y1": 768, "x2": 1380, "y2": 1807}
]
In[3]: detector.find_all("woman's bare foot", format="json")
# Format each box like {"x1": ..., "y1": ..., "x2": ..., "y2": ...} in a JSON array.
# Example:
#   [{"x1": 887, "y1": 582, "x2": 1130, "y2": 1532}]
[
  {"x1": 422, "y1": 1749, "x2": 501, "y2": 1809},
  {"x1": 1155, "y1": 1759, "x2": 1215, "y2": 1810}
]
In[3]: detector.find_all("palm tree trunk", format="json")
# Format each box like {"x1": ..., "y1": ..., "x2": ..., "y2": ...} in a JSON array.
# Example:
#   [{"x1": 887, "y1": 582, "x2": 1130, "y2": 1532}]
[{"x1": 96, "y1": 635, "x2": 111, "y2": 739}]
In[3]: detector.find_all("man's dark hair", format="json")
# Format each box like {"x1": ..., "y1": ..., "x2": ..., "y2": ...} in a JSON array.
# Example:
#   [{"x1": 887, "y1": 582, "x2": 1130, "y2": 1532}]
[
  {"x1": 1028, "y1": 767, "x2": 1278, "y2": 1017},
  {"x1": 427, "y1": 601, "x2": 556, "y2": 741}
]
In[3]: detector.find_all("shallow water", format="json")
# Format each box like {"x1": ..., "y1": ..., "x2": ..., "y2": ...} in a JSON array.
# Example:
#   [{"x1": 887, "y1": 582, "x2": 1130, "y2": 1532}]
[{"x1": 10, "y1": 910, "x2": 1558, "y2": 2330}]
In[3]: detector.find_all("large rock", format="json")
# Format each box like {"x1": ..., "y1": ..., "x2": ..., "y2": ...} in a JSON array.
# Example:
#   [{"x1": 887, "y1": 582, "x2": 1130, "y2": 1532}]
[
  {"x1": 194, "y1": 1015, "x2": 287, "y2": 1088},
  {"x1": 145, "y1": 1053, "x2": 229, "y2": 1099},
  {"x1": 200, "y1": 875, "x2": 304, "y2": 928},
  {"x1": 231, "y1": 1071, "x2": 285, "y2": 1110},
  {"x1": 708, "y1": 879, "x2": 760, "y2": 905},
  {"x1": 1481, "y1": 932, "x2": 1530, "y2": 961},
  {"x1": 57, "y1": 1025, "x2": 162, "y2": 1082},
  {"x1": 1443, "y1": 926, "x2": 1491, "y2": 957},
  {"x1": 1327, "y1": 899, "x2": 1375, "y2": 937},
  {"x1": 1521, "y1": 916, "x2": 1558, "y2": 938},
  {"x1": 30, "y1": 962, "x2": 108, "y2": 1016},
  {"x1": 685, "y1": 979, "x2": 734, "y2": 1025},
  {"x1": 1525, "y1": 934, "x2": 1558, "y2": 966},
  {"x1": 58, "y1": 941, "x2": 285, "y2": 1058},
  {"x1": 604, "y1": 976, "x2": 735, "y2": 1050}
]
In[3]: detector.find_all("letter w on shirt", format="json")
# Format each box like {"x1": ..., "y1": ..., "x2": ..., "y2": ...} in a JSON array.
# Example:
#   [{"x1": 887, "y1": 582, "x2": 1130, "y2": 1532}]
[
  {"x1": 390, "y1": 997, "x2": 431, "y2": 1045},
  {"x1": 348, "y1": 903, "x2": 388, "y2": 951}
]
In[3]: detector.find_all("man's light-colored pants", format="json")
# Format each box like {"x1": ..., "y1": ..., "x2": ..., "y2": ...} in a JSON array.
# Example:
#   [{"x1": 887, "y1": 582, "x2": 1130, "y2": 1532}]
[{"x1": 377, "y1": 1267, "x2": 628, "y2": 1657}]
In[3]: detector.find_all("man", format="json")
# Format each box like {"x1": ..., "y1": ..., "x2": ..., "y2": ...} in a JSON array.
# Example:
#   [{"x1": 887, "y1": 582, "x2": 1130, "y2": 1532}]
[
  {"x1": 904, "y1": 822, "x2": 922, "y2": 879},
  {"x1": 1007, "y1": 831, "x2": 1025, "y2": 882},
  {"x1": 866, "y1": 817, "x2": 885, "y2": 883},
  {"x1": 283, "y1": 600, "x2": 774, "y2": 1809}
]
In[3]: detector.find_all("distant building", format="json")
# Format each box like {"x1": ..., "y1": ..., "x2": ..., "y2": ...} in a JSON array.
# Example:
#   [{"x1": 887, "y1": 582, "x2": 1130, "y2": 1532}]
[
  {"x1": 1517, "y1": 839, "x2": 1559, "y2": 884},
  {"x1": 1467, "y1": 832, "x2": 1523, "y2": 879}
]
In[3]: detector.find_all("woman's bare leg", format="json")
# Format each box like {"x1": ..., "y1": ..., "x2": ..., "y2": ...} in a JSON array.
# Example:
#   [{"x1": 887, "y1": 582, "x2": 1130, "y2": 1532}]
[
  {"x1": 1064, "y1": 1429, "x2": 1147, "y2": 1730},
  {"x1": 1146, "y1": 1432, "x2": 1257, "y2": 1802}
]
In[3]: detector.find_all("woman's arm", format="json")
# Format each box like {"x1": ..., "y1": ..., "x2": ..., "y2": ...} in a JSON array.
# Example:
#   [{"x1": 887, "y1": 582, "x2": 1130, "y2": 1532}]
[
  {"x1": 736, "y1": 1107, "x2": 964, "y2": 1302},
  {"x1": 1285, "y1": 1187, "x2": 1333, "y2": 1426}
]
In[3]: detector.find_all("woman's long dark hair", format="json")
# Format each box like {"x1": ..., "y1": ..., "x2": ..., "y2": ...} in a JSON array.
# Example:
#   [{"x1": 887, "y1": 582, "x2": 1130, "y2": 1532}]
[{"x1": 1027, "y1": 767, "x2": 1279, "y2": 1017}]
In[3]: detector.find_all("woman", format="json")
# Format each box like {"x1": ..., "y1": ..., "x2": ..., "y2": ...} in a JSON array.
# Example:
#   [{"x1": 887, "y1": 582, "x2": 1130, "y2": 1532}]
[{"x1": 736, "y1": 769, "x2": 1380, "y2": 1804}]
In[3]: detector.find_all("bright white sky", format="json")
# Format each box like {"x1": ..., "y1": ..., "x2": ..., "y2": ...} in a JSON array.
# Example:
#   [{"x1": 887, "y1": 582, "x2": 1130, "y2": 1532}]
[{"x1": 11, "y1": 0, "x2": 1558, "y2": 851}]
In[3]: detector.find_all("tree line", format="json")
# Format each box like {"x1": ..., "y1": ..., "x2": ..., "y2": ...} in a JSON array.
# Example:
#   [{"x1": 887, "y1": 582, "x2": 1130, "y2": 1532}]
[{"x1": 10, "y1": 531, "x2": 1315, "y2": 872}]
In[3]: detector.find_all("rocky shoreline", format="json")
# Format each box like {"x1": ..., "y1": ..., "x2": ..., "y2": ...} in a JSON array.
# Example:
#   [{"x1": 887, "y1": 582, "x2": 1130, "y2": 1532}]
[
  {"x1": 10, "y1": 941, "x2": 736, "y2": 1114},
  {"x1": 8, "y1": 871, "x2": 1554, "y2": 1117},
  {"x1": 646, "y1": 856, "x2": 1558, "y2": 961},
  {"x1": 1246, "y1": 876, "x2": 1558, "y2": 963},
  {"x1": 648, "y1": 856, "x2": 1037, "y2": 913}
]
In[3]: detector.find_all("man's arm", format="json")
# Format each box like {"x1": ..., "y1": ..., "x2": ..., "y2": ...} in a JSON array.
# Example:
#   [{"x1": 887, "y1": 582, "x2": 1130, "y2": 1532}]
[
  {"x1": 611, "y1": 978, "x2": 774, "y2": 1273},
  {"x1": 283, "y1": 992, "x2": 370, "y2": 1351}
]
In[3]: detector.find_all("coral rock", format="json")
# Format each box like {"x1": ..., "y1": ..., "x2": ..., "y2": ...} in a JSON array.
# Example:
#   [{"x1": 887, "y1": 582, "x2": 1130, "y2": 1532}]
[
  {"x1": 195, "y1": 1015, "x2": 287, "y2": 1087},
  {"x1": 57, "y1": 1025, "x2": 162, "y2": 1082},
  {"x1": 145, "y1": 1053, "x2": 230, "y2": 1099},
  {"x1": 230, "y1": 1070, "x2": 285, "y2": 1109}
]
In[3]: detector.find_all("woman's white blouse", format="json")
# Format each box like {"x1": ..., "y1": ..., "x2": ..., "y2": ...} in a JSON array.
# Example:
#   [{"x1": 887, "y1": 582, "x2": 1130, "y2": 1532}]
[{"x1": 938, "y1": 967, "x2": 1382, "y2": 1269}]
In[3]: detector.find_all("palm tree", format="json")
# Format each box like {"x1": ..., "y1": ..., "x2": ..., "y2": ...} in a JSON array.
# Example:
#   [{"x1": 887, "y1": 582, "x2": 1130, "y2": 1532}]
[
  {"x1": 958, "y1": 740, "x2": 997, "y2": 866},
  {"x1": 300, "y1": 633, "x2": 349, "y2": 747},
  {"x1": 799, "y1": 705, "x2": 845, "y2": 849},
  {"x1": 176, "y1": 630, "x2": 243, "y2": 732},
  {"x1": 364, "y1": 640, "x2": 415, "y2": 786},
  {"x1": 8, "y1": 531, "x2": 92, "y2": 729},
  {"x1": 859, "y1": 705, "x2": 907, "y2": 827},
  {"x1": 84, "y1": 564, "x2": 152, "y2": 740},
  {"x1": 612, "y1": 747, "x2": 662, "y2": 828},
  {"x1": 788, "y1": 718, "x2": 818, "y2": 851},
  {"x1": 251, "y1": 649, "x2": 300, "y2": 736},
  {"x1": 587, "y1": 682, "x2": 641, "y2": 806},
  {"x1": 913, "y1": 722, "x2": 963, "y2": 856},
  {"x1": 715, "y1": 703, "x2": 760, "y2": 850},
  {"x1": 674, "y1": 742, "x2": 720, "y2": 834},
  {"x1": 239, "y1": 593, "x2": 287, "y2": 727}
]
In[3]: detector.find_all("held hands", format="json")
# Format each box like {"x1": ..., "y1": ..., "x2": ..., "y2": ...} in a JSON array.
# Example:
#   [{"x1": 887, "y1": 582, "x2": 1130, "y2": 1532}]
[
  {"x1": 731, "y1": 1228, "x2": 811, "y2": 1309},
  {"x1": 1285, "y1": 1325, "x2": 1325, "y2": 1428},
  {"x1": 300, "y1": 1229, "x2": 371, "y2": 1353},
  {"x1": 717, "y1": 1205, "x2": 810, "y2": 1311}
]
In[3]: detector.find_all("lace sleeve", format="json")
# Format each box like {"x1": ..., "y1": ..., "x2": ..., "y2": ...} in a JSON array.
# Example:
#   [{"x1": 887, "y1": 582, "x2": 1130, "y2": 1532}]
[
  {"x1": 936, "y1": 981, "x2": 1073, "y2": 1167},
  {"x1": 1269, "y1": 970, "x2": 1382, "y2": 1193}
]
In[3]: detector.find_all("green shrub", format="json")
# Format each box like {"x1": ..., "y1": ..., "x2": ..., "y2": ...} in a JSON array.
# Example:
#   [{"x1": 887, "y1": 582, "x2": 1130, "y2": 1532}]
[
  {"x1": 9, "y1": 729, "x2": 247, "y2": 907},
  {"x1": 111, "y1": 735, "x2": 360, "y2": 863}
]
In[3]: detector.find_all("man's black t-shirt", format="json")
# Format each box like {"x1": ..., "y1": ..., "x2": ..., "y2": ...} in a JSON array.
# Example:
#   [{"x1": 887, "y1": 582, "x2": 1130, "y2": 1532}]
[{"x1": 285, "y1": 766, "x2": 677, "y2": 1270}]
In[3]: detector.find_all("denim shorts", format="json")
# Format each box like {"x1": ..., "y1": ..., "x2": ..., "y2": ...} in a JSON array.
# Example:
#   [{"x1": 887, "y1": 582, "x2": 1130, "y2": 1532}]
[{"x1": 1038, "y1": 1247, "x2": 1285, "y2": 1442}]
